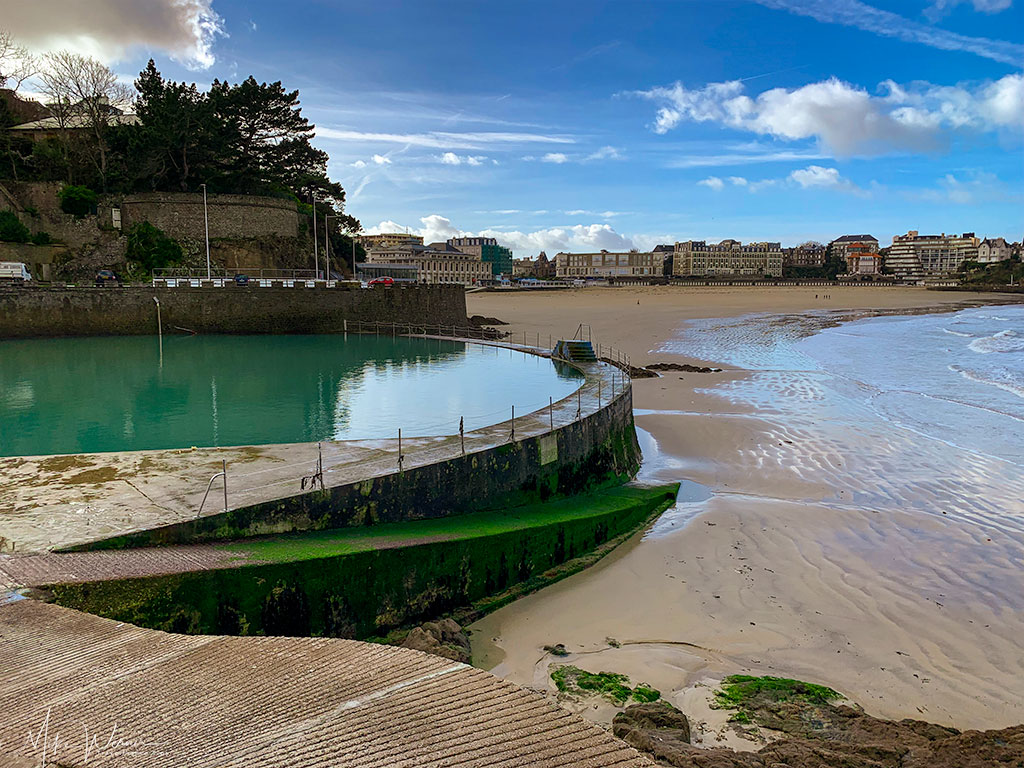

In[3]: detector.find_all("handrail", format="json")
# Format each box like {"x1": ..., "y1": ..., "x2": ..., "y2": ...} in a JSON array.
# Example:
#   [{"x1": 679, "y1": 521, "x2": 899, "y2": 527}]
[{"x1": 196, "y1": 460, "x2": 227, "y2": 518}]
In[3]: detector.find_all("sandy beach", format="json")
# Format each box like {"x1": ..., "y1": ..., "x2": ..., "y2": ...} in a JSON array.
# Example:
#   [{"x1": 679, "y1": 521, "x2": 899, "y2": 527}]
[{"x1": 466, "y1": 285, "x2": 1024, "y2": 736}]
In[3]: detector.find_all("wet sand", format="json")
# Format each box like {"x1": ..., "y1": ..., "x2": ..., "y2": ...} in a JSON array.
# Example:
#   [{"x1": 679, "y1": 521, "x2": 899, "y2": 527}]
[{"x1": 466, "y1": 285, "x2": 1024, "y2": 733}]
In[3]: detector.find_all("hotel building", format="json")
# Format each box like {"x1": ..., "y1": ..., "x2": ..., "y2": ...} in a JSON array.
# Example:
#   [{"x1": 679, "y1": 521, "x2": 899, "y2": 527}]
[
  {"x1": 364, "y1": 242, "x2": 490, "y2": 285},
  {"x1": 671, "y1": 240, "x2": 783, "y2": 277},
  {"x1": 555, "y1": 250, "x2": 659, "y2": 278},
  {"x1": 447, "y1": 237, "x2": 513, "y2": 277},
  {"x1": 358, "y1": 232, "x2": 425, "y2": 250}
]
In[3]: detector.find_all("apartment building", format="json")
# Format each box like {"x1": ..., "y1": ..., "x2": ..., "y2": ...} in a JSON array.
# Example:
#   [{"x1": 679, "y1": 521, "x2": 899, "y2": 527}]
[
  {"x1": 783, "y1": 242, "x2": 827, "y2": 269},
  {"x1": 555, "y1": 250, "x2": 659, "y2": 278},
  {"x1": 447, "y1": 237, "x2": 513, "y2": 277},
  {"x1": 364, "y1": 242, "x2": 490, "y2": 285},
  {"x1": 886, "y1": 231, "x2": 979, "y2": 281},
  {"x1": 671, "y1": 240, "x2": 783, "y2": 277},
  {"x1": 358, "y1": 232, "x2": 425, "y2": 250}
]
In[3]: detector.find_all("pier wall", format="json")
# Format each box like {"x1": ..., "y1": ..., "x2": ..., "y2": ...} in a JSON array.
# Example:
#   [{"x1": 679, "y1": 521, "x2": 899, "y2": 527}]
[{"x1": 0, "y1": 285, "x2": 467, "y2": 338}]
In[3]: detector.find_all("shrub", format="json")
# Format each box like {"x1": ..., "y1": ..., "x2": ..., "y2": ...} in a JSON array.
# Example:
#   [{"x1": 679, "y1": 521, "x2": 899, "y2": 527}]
[
  {"x1": 30, "y1": 231, "x2": 52, "y2": 245},
  {"x1": 126, "y1": 221, "x2": 184, "y2": 273},
  {"x1": 58, "y1": 184, "x2": 98, "y2": 217},
  {"x1": 0, "y1": 210, "x2": 30, "y2": 243}
]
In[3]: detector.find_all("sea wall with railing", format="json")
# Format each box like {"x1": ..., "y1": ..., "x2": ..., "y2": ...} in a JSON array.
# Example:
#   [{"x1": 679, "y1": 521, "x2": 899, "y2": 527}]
[{"x1": 0, "y1": 284, "x2": 467, "y2": 338}]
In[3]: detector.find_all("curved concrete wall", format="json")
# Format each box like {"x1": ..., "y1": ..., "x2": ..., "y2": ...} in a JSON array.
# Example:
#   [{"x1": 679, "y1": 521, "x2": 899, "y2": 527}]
[{"x1": 121, "y1": 192, "x2": 299, "y2": 241}]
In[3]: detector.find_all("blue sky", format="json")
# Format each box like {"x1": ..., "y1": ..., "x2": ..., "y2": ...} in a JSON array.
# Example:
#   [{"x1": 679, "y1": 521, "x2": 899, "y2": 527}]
[{"x1": 7, "y1": 0, "x2": 1023, "y2": 255}]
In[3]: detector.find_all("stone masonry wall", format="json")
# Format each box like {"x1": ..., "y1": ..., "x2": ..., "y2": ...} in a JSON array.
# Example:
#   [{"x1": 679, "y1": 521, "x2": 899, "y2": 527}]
[
  {"x1": 121, "y1": 193, "x2": 299, "y2": 241},
  {"x1": 0, "y1": 285, "x2": 467, "y2": 338}
]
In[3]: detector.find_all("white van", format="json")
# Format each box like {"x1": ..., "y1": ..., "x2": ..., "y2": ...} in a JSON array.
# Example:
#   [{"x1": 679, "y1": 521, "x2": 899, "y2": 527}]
[{"x1": 0, "y1": 262, "x2": 31, "y2": 282}]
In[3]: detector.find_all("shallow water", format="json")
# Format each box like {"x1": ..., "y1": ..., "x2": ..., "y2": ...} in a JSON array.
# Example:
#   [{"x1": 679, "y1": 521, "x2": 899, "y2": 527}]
[
  {"x1": 660, "y1": 304, "x2": 1024, "y2": 603},
  {"x1": 0, "y1": 335, "x2": 582, "y2": 456}
]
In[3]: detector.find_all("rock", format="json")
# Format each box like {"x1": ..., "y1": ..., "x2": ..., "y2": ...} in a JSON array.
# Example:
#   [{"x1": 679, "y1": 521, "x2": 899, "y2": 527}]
[
  {"x1": 543, "y1": 643, "x2": 569, "y2": 657},
  {"x1": 400, "y1": 618, "x2": 471, "y2": 663},
  {"x1": 613, "y1": 693, "x2": 1024, "y2": 768},
  {"x1": 646, "y1": 362, "x2": 722, "y2": 373},
  {"x1": 469, "y1": 314, "x2": 508, "y2": 326}
]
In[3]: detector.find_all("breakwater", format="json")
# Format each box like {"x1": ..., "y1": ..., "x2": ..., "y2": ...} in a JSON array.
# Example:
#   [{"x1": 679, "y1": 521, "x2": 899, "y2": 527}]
[{"x1": 0, "y1": 284, "x2": 467, "y2": 338}]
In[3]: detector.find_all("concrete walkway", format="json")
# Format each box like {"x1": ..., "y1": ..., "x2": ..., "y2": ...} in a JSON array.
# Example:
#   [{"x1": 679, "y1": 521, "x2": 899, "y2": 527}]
[
  {"x1": 0, "y1": 599, "x2": 651, "y2": 768},
  {"x1": 0, "y1": 340, "x2": 630, "y2": 556}
]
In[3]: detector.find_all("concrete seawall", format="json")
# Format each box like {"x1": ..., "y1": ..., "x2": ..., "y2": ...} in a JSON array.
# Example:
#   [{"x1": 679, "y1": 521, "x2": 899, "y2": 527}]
[{"x1": 0, "y1": 285, "x2": 467, "y2": 338}]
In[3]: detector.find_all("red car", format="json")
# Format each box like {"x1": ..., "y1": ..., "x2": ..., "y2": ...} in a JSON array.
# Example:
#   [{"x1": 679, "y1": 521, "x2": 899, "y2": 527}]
[{"x1": 368, "y1": 276, "x2": 395, "y2": 287}]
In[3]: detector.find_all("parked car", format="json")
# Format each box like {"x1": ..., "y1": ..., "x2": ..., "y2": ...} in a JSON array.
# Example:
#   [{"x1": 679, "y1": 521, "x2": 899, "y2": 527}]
[
  {"x1": 95, "y1": 270, "x2": 122, "y2": 286},
  {"x1": 234, "y1": 274, "x2": 250, "y2": 286},
  {"x1": 368, "y1": 276, "x2": 395, "y2": 287},
  {"x1": 0, "y1": 261, "x2": 31, "y2": 282}
]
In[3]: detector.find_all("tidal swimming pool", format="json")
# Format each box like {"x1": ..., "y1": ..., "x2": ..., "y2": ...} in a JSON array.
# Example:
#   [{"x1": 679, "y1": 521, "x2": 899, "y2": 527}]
[{"x1": 0, "y1": 335, "x2": 583, "y2": 457}]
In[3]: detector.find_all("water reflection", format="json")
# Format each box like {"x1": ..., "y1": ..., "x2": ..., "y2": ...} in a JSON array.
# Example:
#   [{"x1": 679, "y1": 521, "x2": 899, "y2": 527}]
[{"x1": 0, "y1": 335, "x2": 582, "y2": 456}]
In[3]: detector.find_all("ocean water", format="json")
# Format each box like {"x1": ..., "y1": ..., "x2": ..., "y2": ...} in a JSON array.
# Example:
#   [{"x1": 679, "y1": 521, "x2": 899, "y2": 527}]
[{"x1": 658, "y1": 305, "x2": 1024, "y2": 537}]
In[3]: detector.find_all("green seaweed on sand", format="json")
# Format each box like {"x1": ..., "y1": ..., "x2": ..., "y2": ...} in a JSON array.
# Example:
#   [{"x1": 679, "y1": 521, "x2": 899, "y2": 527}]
[
  {"x1": 712, "y1": 675, "x2": 841, "y2": 724},
  {"x1": 551, "y1": 665, "x2": 661, "y2": 705}
]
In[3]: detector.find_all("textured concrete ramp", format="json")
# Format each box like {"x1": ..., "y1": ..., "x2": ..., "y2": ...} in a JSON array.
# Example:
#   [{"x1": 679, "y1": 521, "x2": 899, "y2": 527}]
[{"x1": 0, "y1": 601, "x2": 651, "y2": 767}]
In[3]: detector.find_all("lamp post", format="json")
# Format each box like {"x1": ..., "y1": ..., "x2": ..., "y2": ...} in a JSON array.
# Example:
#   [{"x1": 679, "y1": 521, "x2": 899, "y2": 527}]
[
  {"x1": 324, "y1": 214, "x2": 333, "y2": 281},
  {"x1": 200, "y1": 183, "x2": 211, "y2": 279},
  {"x1": 311, "y1": 191, "x2": 319, "y2": 280}
]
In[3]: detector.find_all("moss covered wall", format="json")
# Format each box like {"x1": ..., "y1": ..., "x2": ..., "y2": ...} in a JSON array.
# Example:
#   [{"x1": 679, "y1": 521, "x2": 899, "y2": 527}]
[
  {"x1": 76, "y1": 387, "x2": 641, "y2": 551},
  {"x1": 49, "y1": 487, "x2": 675, "y2": 639}
]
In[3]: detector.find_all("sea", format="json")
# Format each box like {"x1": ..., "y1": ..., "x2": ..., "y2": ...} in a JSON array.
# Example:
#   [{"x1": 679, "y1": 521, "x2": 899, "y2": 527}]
[{"x1": 656, "y1": 303, "x2": 1024, "y2": 533}]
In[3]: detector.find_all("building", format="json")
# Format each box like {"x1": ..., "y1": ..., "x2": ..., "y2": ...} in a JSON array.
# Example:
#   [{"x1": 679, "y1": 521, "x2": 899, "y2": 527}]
[
  {"x1": 534, "y1": 251, "x2": 555, "y2": 278},
  {"x1": 783, "y1": 241, "x2": 827, "y2": 269},
  {"x1": 671, "y1": 240, "x2": 783, "y2": 277},
  {"x1": 844, "y1": 241, "x2": 882, "y2": 276},
  {"x1": 358, "y1": 232, "x2": 425, "y2": 250},
  {"x1": 886, "y1": 231, "x2": 979, "y2": 281},
  {"x1": 355, "y1": 262, "x2": 419, "y2": 283},
  {"x1": 512, "y1": 257, "x2": 534, "y2": 277},
  {"x1": 826, "y1": 235, "x2": 879, "y2": 273},
  {"x1": 652, "y1": 244, "x2": 674, "y2": 276},
  {"x1": 978, "y1": 237, "x2": 1012, "y2": 264},
  {"x1": 447, "y1": 237, "x2": 513, "y2": 277},
  {"x1": 364, "y1": 242, "x2": 489, "y2": 285},
  {"x1": 555, "y1": 250, "x2": 659, "y2": 278}
]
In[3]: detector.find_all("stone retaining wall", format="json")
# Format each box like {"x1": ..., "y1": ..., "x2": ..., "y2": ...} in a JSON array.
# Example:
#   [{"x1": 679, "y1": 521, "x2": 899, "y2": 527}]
[
  {"x1": 0, "y1": 285, "x2": 467, "y2": 338},
  {"x1": 121, "y1": 192, "x2": 299, "y2": 240}
]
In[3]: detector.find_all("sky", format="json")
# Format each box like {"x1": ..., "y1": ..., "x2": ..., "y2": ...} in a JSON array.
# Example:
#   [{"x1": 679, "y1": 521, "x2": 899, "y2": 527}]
[{"x1": 4, "y1": 0, "x2": 1023, "y2": 256}]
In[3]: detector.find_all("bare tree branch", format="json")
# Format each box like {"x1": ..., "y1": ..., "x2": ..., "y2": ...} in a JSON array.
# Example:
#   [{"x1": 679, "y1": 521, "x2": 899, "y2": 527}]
[{"x1": 0, "y1": 30, "x2": 37, "y2": 92}]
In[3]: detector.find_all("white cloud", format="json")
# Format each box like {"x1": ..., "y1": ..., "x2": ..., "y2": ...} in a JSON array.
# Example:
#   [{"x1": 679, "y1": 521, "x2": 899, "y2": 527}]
[
  {"x1": 563, "y1": 210, "x2": 626, "y2": 218},
  {"x1": 585, "y1": 145, "x2": 622, "y2": 160},
  {"x1": 789, "y1": 165, "x2": 860, "y2": 193},
  {"x1": 697, "y1": 176, "x2": 726, "y2": 190},
  {"x1": 542, "y1": 153, "x2": 569, "y2": 164},
  {"x1": 366, "y1": 215, "x2": 639, "y2": 256},
  {"x1": 439, "y1": 152, "x2": 488, "y2": 166},
  {"x1": 371, "y1": 154, "x2": 391, "y2": 165},
  {"x1": 635, "y1": 73, "x2": 1024, "y2": 156},
  {"x1": 351, "y1": 160, "x2": 367, "y2": 168},
  {"x1": 925, "y1": 0, "x2": 1012, "y2": 21},
  {"x1": 915, "y1": 171, "x2": 1018, "y2": 205},
  {"x1": 315, "y1": 129, "x2": 574, "y2": 150},
  {"x1": 748, "y1": 0, "x2": 1023, "y2": 66},
  {"x1": 668, "y1": 150, "x2": 832, "y2": 168},
  {"x1": 5, "y1": 0, "x2": 225, "y2": 69},
  {"x1": 728, "y1": 176, "x2": 749, "y2": 186}
]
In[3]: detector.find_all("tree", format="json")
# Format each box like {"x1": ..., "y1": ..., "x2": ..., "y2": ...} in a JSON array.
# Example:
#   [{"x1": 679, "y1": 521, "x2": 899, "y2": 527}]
[
  {"x1": 125, "y1": 221, "x2": 183, "y2": 273},
  {"x1": 0, "y1": 210, "x2": 30, "y2": 243},
  {"x1": 0, "y1": 30, "x2": 36, "y2": 91},
  {"x1": 36, "y1": 51, "x2": 133, "y2": 187},
  {"x1": 58, "y1": 184, "x2": 98, "y2": 216}
]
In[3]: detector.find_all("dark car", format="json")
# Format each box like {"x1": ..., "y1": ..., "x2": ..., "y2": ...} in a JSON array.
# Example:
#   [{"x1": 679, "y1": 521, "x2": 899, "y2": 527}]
[
  {"x1": 234, "y1": 274, "x2": 250, "y2": 286},
  {"x1": 95, "y1": 270, "x2": 121, "y2": 286}
]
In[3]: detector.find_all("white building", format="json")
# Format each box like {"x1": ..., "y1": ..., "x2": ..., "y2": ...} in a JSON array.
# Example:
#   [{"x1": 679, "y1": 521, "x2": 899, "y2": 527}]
[
  {"x1": 555, "y1": 250, "x2": 658, "y2": 278},
  {"x1": 886, "y1": 231, "x2": 979, "y2": 281},
  {"x1": 364, "y1": 243, "x2": 490, "y2": 286},
  {"x1": 978, "y1": 237, "x2": 1012, "y2": 264}
]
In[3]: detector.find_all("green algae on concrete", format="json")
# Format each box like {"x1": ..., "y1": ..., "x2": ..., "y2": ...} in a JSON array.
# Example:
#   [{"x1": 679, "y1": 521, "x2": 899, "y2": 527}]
[{"x1": 48, "y1": 483, "x2": 678, "y2": 640}]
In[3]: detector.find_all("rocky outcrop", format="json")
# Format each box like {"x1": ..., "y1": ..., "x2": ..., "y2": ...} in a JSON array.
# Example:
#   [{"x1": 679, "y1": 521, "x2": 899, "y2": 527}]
[
  {"x1": 645, "y1": 363, "x2": 722, "y2": 373},
  {"x1": 614, "y1": 698, "x2": 1024, "y2": 768},
  {"x1": 400, "y1": 618, "x2": 472, "y2": 663}
]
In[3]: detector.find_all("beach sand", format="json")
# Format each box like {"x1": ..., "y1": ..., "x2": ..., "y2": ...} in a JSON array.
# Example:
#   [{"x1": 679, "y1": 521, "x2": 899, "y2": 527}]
[{"x1": 466, "y1": 285, "x2": 1024, "y2": 733}]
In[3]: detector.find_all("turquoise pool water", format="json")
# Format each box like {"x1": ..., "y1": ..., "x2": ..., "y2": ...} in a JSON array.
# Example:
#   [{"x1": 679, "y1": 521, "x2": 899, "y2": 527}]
[{"x1": 0, "y1": 335, "x2": 583, "y2": 456}]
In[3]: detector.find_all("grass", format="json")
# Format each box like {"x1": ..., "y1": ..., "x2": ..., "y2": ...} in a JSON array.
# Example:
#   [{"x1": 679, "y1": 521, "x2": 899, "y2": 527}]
[
  {"x1": 551, "y1": 665, "x2": 661, "y2": 705},
  {"x1": 221, "y1": 484, "x2": 677, "y2": 564},
  {"x1": 712, "y1": 675, "x2": 841, "y2": 724}
]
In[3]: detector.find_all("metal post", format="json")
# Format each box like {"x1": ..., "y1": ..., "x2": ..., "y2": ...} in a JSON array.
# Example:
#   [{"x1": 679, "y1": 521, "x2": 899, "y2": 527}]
[
  {"x1": 398, "y1": 429, "x2": 403, "y2": 471},
  {"x1": 549, "y1": 396, "x2": 553, "y2": 429},
  {"x1": 153, "y1": 297, "x2": 162, "y2": 362},
  {"x1": 311, "y1": 191, "x2": 319, "y2": 280},
  {"x1": 222, "y1": 460, "x2": 228, "y2": 513},
  {"x1": 599, "y1": 380, "x2": 602, "y2": 407},
  {"x1": 201, "y1": 183, "x2": 211, "y2": 279},
  {"x1": 577, "y1": 389, "x2": 581, "y2": 420},
  {"x1": 324, "y1": 213, "x2": 331, "y2": 281},
  {"x1": 510, "y1": 405, "x2": 515, "y2": 441},
  {"x1": 460, "y1": 417, "x2": 465, "y2": 455}
]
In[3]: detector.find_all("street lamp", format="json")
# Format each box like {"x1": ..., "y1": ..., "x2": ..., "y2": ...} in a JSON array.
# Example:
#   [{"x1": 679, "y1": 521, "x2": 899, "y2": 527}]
[
  {"x1": 310, "y1": 191, "x2": 319, "y2": 280},
  {"x1": 324, "y1": 214, "x2": 335, "y2": 281},
  {"x1": 200, "y1": 183, "x2": 211, "y2": 279}
]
